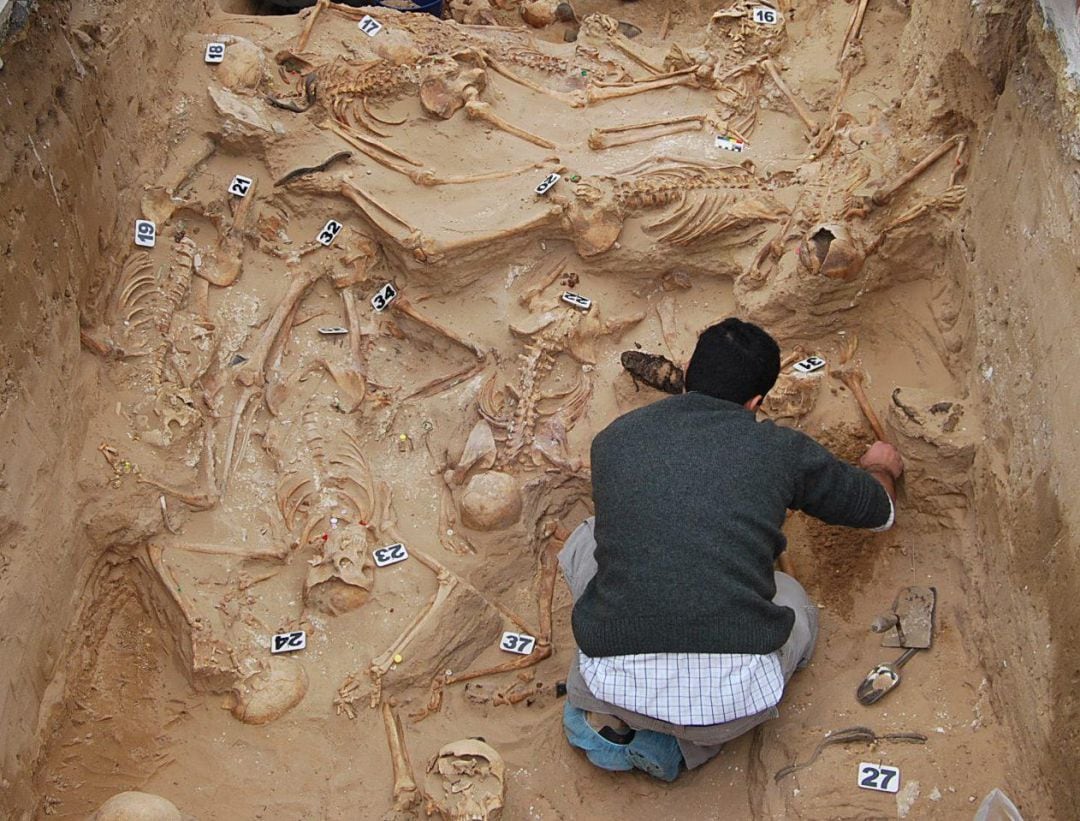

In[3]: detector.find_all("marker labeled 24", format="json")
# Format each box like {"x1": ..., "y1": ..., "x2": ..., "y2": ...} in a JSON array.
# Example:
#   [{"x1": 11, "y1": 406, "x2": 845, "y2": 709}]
[{"x1": 271, "y1": 630, "x2": 306, "y2": 654}]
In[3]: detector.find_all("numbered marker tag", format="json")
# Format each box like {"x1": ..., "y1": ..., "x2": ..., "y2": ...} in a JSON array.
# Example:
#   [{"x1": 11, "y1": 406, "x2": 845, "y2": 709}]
[
  {"x1": 716, "y1": 135, "x2": 747, "y2": 153},
  {"x1": 358, "y1": 15, "x2": 384, "y2": 37},
  {"x1": 370, "y1": 282, "x2": 398, "y2": 312},
  {"x1": 205, "y1": 43, "x2": 226, "y2": 63},
  {"x1": 373, "y1": 542, "x2": 409, "y2": 567},
  {"x1": 228, "y1": 175, "x2": 253, "y2": 197},
  {"x1": 318, "y1": 326, "x2": 349, "y2": 335},
  {"x1": 134, "y1": 220, "x2": 157, "y2": 248},
  {"x1": 561, "y1": 291, "x2": 592, "y2": 312},
  {"x1": 499, "y1": 631, "x2": 537, "y2": 655},
  {"x1": 535, "y1": 173, "x2": 561, "y2": 196},
  {"x1": 857, "y1": 763, "x2": 900, "y2": 794},
  {"x1": 751, "y1": 6, "x2": 782, "y2": 25},
  {"x1": 316, "y1": 219, "x2": 343, "y2": 246},
  {"x1": 271, "y1": 630, "x2": 306, "y2": 654},
  {"x1": 793, "y1": 355, "x2": 826, "y2": 375}
]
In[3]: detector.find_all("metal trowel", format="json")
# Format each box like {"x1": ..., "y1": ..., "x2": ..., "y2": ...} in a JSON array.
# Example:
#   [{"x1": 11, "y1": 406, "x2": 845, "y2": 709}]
[{"x1": 857, "y1": 587, "x2": 936, "y2": 706}]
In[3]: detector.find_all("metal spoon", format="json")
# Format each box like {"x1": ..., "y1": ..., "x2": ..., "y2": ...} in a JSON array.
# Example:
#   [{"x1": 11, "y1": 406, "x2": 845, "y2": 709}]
[{"x1": 856, "y1": 647, "x2": 921, "y2": 705}]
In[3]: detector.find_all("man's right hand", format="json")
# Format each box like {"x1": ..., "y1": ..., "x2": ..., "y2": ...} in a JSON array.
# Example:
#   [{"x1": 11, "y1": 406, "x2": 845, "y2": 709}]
[{"x1": 859, "y1": 441, "x2": 904, "y2": 480}]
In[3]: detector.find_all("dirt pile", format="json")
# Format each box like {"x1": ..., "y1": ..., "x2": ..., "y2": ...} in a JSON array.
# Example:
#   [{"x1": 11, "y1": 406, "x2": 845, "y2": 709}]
[{"x1": 0, "y1": 0, "x2": 1077, "y2": 818}]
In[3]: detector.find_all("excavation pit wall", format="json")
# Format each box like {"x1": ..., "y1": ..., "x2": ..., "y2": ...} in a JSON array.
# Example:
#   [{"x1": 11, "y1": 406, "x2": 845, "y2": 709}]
[{"x1": 0, "y1": 0, "x2": 1077, "y2": 817}]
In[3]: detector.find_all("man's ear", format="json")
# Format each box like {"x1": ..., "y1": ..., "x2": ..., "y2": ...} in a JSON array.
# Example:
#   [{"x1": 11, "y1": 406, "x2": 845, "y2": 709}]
[{"x1": 745, "y1": 394, "x2": 764, "y2": 412}]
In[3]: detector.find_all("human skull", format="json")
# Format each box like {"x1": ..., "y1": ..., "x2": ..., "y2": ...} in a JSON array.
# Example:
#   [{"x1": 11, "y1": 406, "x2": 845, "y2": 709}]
[
  {"x1": 92, "y1": 792, "x2": 184, "y2": 821},
  {"x1": 460, "y1": 471, "x2": 521, "y2": 531},
  {"x1": 230, "y1": 658, "x2": 308, "y2": 725},
  {"x1": 304, "y1": 525, "x2": 375, "y2": 616},
  {"x1": 796, "y1": 223, "x2": 866, "y2": 280},
  {"x1": 425, "y1": 739, "x2": 506, "y2": 821}
]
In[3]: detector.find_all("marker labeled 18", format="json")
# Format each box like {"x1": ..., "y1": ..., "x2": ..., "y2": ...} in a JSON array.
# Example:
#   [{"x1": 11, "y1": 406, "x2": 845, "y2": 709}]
[
  {"x1": 499, "y1": 632, "x2": 536, "y2": 655},
  {"x1": 857, "y1": 763, "x2": 900, "y2": 793},
  {"x1": 205, "y1": 43, "x2": 226, "y2": 63},
  {"x1": 271, "y1": 630, "x2": 306, "y2": 654}
]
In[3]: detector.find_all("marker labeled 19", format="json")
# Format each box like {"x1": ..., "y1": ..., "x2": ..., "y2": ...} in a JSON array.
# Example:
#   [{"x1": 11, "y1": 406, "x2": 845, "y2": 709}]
[
  {"x1": 134, "y1": 220, "x2": 157, "y2": 248},
  {"x1": 271, "y1": 630, "x2": 306, "y2": 654}
]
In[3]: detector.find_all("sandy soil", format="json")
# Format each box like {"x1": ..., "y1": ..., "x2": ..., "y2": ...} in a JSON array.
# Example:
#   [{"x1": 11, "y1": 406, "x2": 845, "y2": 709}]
[{"x1": 0, "y1": 0, "x2": 1074, "y2": 818}]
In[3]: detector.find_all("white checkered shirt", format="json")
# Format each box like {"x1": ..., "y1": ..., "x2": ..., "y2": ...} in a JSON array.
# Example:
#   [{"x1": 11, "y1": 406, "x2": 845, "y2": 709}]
[{"x1": 578, "y1": 650, "x2": 785, "y2": 725}]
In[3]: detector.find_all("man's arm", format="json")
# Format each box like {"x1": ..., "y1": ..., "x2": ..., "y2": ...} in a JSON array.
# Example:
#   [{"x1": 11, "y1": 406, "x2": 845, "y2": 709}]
[{"x1": 788, "y1": 433, "x2": 901, "y2": 530}]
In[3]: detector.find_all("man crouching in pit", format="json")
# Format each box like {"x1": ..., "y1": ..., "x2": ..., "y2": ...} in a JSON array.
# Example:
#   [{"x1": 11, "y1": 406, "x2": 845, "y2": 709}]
[{"x1": 560, "y1": 317, "x2": 902, "y2": 779}]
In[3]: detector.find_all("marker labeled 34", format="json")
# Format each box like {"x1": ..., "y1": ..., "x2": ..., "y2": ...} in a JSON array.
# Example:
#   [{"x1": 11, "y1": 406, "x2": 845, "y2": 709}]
[
  {"x1": 371, "y1": 282, "x2": 398, "y2": 312},
  {"x1": 271, "y1": 630, "x2": 306, "y2": 654}
]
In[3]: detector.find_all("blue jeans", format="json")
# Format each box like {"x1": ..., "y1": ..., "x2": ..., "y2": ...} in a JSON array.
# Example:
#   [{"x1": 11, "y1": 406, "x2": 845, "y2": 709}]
[{"x1": 562, "y1": 701, "x2": 684, "y2": 782}]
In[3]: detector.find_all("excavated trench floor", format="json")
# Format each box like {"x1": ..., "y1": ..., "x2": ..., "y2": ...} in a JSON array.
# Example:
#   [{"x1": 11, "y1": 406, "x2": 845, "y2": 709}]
[{"x1": 2, "y1": 0, "x2": 1060, "y2": 818}]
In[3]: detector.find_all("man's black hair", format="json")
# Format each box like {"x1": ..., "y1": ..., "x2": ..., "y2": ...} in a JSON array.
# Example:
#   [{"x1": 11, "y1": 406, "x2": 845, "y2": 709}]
[{"x1": 684, "y1": 318, "x2": 781, "y2": 404}]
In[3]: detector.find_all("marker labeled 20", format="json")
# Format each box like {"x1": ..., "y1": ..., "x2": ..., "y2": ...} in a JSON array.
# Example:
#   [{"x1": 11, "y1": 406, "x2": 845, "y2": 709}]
[
  {"x1": 535, "y1": 173, "x2": 561, "y2": 195},
  {"x1": 371, "y1": 282, "x2": 398, "y2": 312},
  {"x1": 373, "y1": 543, "x2": 409, "y2": 567},
  {"x1": 751, "y1": 7, "x2": 781, "y2": 25},
  {"x1": 857, "y1": 763, "x2": 900, "y2": 793},
  {"x1": 793, "y1": 355, "x2": 826, "y2": 374},
  {"x1": 317, "y1": 219, "x2": 343, "y2": 246},
  {"x1": 271, "y1": 630, "x2": 306, "y2": 654},
  {"x1": 499, "y1": 632, "x2": 536, "y2": 655}
]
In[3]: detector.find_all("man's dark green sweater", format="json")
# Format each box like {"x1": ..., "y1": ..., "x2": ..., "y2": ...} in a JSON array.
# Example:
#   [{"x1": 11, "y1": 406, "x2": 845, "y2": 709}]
[{"x1": 572, "y1": 392, "x2": 892, "y2": 657}]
